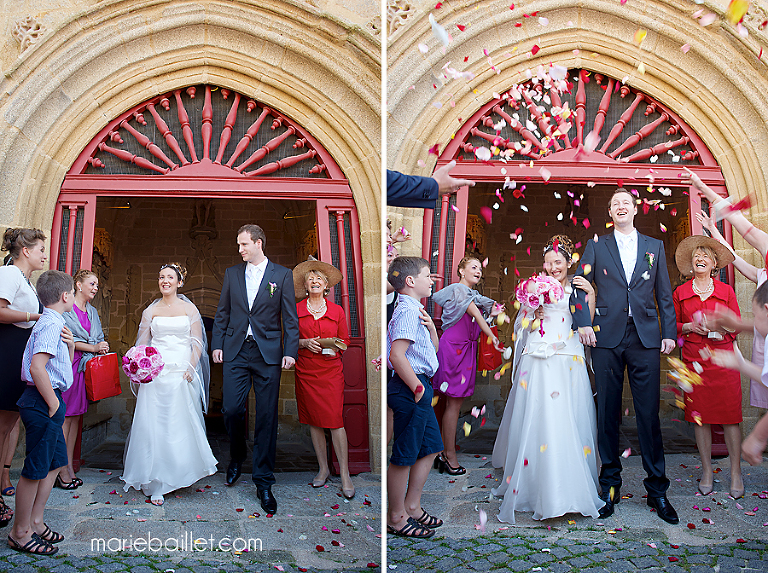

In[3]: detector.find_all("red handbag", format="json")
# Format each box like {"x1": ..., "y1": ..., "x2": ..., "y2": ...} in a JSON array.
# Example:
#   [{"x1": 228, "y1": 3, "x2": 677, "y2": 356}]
[
  {"x1": 84, "y1": 353, "x2": 122, "y2": 401},
  {"x1": 477, "y1": 326, "x2": 502, "y2": 371}
]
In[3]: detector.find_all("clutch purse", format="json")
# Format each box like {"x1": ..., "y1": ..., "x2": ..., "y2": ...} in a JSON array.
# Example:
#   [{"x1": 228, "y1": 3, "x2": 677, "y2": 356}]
[
  {"x1": 317, "y1": 338, "x2": 348, "y2": 351},
  {"x1": 84, "y1": 353, "x2": 122, "y2": 401},
  {"x1": 477, "y1": 326, "x2": 502, "y2": 372}
]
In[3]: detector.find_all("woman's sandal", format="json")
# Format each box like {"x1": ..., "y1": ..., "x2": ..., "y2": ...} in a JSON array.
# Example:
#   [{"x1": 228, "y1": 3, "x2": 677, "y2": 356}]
[
  {"x1": 8, "y1": 533, "x2": 58, "y2": 555},
  {"x1": 38, "y1": 524, "x2": 64, "y2": 544},
  {"x1": 150, "y1": 495, "x2": 164, "y2": 506},
  {"x1": 414, "y1": 508, "x2": 443, "y2": 528},
  {"x1": 386, "y1": 517, "x2": 434, "y2": 538},
  {"x1": 71, "y1": 477, "x2": 83, "y2": 488},
  {"x1": 54, "y1": 475, "x2": 78, "y2": 490},
  {"x1": 2, "y1": 465, "x2": 14, "y2": 496},
  {"x1": 437, "y1": 453, "x2": 466, "y2": 476}
]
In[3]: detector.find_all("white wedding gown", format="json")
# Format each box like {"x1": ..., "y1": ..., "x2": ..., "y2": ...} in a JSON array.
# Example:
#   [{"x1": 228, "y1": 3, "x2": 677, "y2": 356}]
[
  {"x1": 491, "y1": 294, "x2": 604, "y2": 523},
  {"x1": 122, "y1": 316, "x2": 218, "y2": 497}
]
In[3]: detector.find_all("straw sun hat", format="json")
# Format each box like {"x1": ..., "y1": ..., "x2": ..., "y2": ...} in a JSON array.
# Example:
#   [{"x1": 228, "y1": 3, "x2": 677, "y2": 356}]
[
  {"x1": 674, "y1": 235, "x2": 735, "y2": 277},
  {"x1": 292, "y1": 256, "x2": 342, "y2": 301}
]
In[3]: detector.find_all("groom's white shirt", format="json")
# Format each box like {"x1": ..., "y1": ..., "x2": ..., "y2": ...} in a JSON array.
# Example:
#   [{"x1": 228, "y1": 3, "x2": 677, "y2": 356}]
[{"x1": 245, "y1": 258, "x2": 268, "y2": 337}]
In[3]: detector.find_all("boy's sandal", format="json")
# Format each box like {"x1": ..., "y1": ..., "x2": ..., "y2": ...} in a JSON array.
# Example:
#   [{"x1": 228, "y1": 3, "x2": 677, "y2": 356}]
[
  {"x1": 55, "y1": 475, "x2": 78, "y2": 490},
  {"x1": 386, "y1": 517, "x2": 434, "y2": 539},
  {"x1": 0, "y1": 501, "x2": 13, "y2": 527},
  {"x1": 414, "y1": 508, "x2": 443, "y2": 528},
  {"x1": 8, "y1": 533, "x2": 58, "y2": 555},
  {"x1": 39, "y1": 524, "x2": 64, "y2": 544}
]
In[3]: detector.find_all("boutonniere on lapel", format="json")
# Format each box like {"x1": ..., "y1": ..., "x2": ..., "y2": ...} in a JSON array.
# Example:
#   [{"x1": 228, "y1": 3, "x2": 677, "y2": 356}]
[
  {"x1": 268, "y1": 282, "x2": 277, "y2": 297},
  {"x1": 645, "y1": 252, "x2": 655, "y2": 269}
]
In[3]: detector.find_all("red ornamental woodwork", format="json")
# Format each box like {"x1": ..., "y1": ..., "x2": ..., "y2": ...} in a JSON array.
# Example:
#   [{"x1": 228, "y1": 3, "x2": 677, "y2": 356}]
[{"x1": 70, "y1": 85, "x2": 330, "y2": 179}]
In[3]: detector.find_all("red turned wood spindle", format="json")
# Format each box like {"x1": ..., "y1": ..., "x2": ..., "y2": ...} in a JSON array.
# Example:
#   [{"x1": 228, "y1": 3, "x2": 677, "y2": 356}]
[
  {"x1": 97, "y1": 142, "x2": 169, "y2": 174},
  {"x1": 522, "y1": 89, "x2": 561, "y2": 151},
  {"x1": 215, "y1": 93, "x2": 241, "y2": 164},
  {"x1": 221, "y1": 89, "x2": 230, "y2": 99},
  {"x1": 146, "y1": 102, "x2": 189, "y2": 166},
  {"x1": 592, "y1": 78, "x2": 614, "y2": 140},
  {"x1": 246, "y1": 99, "x2": 257, "y2": 112},
  {"x1": 201, "y1": 85, "x2": 213, "y2": 160},
  {"x1": 159, "y1": 97, "x2": 170, "y2": 111},
  {"x1": 293, "y1": 138, "x2": 307, "y2": 149},
  {"x1": 493, "y1": 105, "x2": 547, "y2": 153},
  {"x1": 309, "y1": 163, "x2": 326, "y2": 175},
  {"x1": 133, "y1": 110, "x2": 146, "y2": 125},
  {"x1": 235, "y1": 126, "x2": 296, "y2": 173},
  {"x1": 548, "y1": 88, "x2": 572, "y2": 148},
  {"x1": 599, "y1": 93, "x2": 643, "y2": 153},
  {"x1": 244, "y1": 148, "x2": 315, "y2": 176},
  {"x1": 174, "y1": 90, "x2": 199, "y2": 163},
  {"x1": 109, "y1": 131, "x2": 123, "y2": 144},
  {"x1": 86, "y1": 157, "x2": 104, "y2": 168},
  {"x1": 226, "y1": 106, "x2": 271, "y2": 168},
  {"x1": 610, "y1": 113, "x2": 668, "y2": 159},
  {"x1": 186, "y1": 87, "x2": 196, "y2": 98},
  {"x1": 624, "y1": 136, "x2": 689, "y2": 163},
  {"x1": 120, "y1": 120, "x2": 178, "y2": 170},
  {"x1": 334, "y1": 211, "x2": 352, "y2": 329},
  {"x1": 682, "y1": 150, "x2": 699, "y2": 161},
  {"x1": 574, "y1": 70, "x2": 587, "y2": 146},
  {"x1": 65, "y1": 205, "x2": 78, "y2": 275}
]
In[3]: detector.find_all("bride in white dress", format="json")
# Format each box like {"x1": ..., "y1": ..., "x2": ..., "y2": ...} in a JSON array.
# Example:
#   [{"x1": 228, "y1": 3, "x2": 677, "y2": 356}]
[
  {"x1": 122, "y1": 263, "x2": 218, "y2": 505},
  {"x1": 492, "y1": 235, "x2": 604, "y2": 523}
]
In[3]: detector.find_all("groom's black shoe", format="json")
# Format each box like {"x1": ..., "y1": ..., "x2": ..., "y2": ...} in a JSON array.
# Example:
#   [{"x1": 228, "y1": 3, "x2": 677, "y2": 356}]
[
  {"x1": 647, "y1": 495, "x2": 679, "y2": 524},
  {"x1": 257, "y1": 486, "x2": 277, "y2": 514},
  {"x1": 225, "y1": 461, "x2": 242, "y2": 486},
  {"x1": 597, "y1": 487, "x2": 620, "y2": 519}
]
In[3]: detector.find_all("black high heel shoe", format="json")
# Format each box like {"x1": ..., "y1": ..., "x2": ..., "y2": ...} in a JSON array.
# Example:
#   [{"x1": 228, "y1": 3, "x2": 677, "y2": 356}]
[
  {"x1": 437, "y1": 453, "x2": 466, "y2": 476},
  {"x1": 0, "y1": 500, "x2": 13, "y2": 527}
]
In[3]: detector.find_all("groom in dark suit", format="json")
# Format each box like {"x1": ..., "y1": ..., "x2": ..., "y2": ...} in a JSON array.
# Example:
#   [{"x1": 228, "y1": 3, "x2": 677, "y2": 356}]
[
  {"x1": 571, "y1": 188, "x2": 679, "y2": 524},
  {"x1": 212, "y1": 224, "x2": 298, "y2": 514}
]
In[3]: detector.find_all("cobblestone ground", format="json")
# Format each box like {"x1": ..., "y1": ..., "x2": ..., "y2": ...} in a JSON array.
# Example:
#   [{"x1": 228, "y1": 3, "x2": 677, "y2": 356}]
[
  {"x1": 387, "y1": 533, "x2": 767, "y2": 572},
  {"x1": 0, "y1": 552, "x2": 380, "y2": 573}
]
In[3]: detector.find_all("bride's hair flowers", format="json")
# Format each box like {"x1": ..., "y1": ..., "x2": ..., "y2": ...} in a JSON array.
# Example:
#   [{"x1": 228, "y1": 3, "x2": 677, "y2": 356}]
[{"x1": 122, "y1": 345, "x2": 164, "y2": 384}]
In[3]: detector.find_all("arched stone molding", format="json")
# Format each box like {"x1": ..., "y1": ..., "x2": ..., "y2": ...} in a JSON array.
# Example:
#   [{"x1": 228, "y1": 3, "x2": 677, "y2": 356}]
[
  {"x1": 388, "y1": 0, "x2": 768, "y2": 220},
  {"x1": 0, "y1": 0, "x2": 380, "y2": 230}
]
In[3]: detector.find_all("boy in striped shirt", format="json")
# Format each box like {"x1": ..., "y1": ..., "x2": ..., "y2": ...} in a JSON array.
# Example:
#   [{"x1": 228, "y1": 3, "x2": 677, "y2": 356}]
[
  {"x1": 386, "y1": 256, "x2": 443, "y2": 538},
  {"x1": 10, "y1": 270, "x2": 74, "y2": 555}
]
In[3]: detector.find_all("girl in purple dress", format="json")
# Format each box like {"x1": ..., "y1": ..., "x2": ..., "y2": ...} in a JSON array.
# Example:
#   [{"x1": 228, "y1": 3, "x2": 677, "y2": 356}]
[
  {"x1": 60, "y1": 270, "x2": 108, "y2": 489},
  {"x1": 432, "y1": 256, "x2": 502, "y2": 474}
]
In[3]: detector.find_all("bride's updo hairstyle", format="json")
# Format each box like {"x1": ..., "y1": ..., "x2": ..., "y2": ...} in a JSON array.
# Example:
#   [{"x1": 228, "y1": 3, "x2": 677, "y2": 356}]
[
  {"x1": 160, "y1": 262, "x2": 187, "y2": 284},
  {"x1": 543, "y1": 235, "x2": 574, "y2": 262},
  {"x1": 456, "y1": 255, "x2": 482, "y2": 281}
]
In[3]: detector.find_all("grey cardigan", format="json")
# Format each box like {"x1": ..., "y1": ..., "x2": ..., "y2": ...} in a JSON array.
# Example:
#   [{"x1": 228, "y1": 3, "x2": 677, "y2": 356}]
[{"x1": 62, "y1": 303, "x2": 105, "y2": 372}]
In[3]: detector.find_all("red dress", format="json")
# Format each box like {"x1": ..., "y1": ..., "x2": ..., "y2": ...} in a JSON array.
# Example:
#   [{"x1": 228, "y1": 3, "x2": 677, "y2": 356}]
[
  {"x1": 673, "y1": 279, "x2": 743, "y2": 424},
  {"x1": 295, "y1": 299, "x2": 349, "y2": 428}
]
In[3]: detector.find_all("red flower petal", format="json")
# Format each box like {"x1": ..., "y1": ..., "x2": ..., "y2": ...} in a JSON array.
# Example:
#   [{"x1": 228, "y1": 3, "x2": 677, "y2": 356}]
[{"x1": 531, "y1": 45, "x2": 540, "y2": 55}]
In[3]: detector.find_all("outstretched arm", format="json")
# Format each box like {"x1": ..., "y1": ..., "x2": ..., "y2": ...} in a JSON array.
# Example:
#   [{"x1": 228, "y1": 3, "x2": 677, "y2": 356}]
[
  {"x1": 697, "y1": 210, "x2": 760, "y2": 283},
  {"x1": 685, "y1": 167, "x2": 768, "y2": 260}
]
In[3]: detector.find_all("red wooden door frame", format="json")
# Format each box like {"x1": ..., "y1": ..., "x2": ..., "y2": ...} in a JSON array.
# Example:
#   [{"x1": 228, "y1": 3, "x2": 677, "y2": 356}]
[{"x1": 53, "y1": 183, "x2": 371, "y2": 475}]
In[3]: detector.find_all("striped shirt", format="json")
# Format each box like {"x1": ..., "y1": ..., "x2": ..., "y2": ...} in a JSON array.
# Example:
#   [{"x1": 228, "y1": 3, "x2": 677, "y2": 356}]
[
  {"x1": 387, "y1": 293, "x2": 439, "y2": 378},
  {"x1": 21, "y1": 308, "x2": 73, "y2": 392}
]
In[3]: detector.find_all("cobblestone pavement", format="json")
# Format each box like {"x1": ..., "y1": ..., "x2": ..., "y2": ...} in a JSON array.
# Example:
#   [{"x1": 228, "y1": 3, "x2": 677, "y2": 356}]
[
  {"x1": 387, "y1": 452, "x2": 768, "y2": 572},
  {"x1": 0, "y1": 466, "x2": 382, "y2": 572}
]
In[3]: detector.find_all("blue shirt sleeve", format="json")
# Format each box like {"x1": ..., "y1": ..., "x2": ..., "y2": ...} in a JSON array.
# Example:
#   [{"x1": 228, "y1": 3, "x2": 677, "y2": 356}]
[{"x1": 387, "y1": 170, "x2": 439, "y2": 209}]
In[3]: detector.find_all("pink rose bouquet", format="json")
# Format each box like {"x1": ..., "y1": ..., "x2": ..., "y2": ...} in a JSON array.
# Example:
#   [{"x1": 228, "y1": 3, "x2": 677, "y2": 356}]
[
  {"x1": 515, "y1": 274, "x2": 565, "y2": 309},
  {"x1": 122, "y1": 345, "x2": 164, "y2": 384}
]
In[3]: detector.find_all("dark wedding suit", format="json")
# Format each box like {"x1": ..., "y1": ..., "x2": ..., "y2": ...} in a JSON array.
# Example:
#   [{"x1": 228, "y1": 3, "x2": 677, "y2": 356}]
[
  {"x1": 386, "y1": 170, "x2": 439, "y2": 209},
  {"x1": 212, "y1": 260, "x2": 299, "y2": 487},
  {"x1": 571, "y1": 231, "x2": 675, "y2": 497}
]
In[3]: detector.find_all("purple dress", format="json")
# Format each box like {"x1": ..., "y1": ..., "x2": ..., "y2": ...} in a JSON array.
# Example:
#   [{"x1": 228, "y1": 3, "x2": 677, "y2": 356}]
[
  {"x1": 62, "y1": 304, "x2": 89, "y2": 416},
  {"x1": 433, "y1": 313, "x2": 482, "y2": 398}
]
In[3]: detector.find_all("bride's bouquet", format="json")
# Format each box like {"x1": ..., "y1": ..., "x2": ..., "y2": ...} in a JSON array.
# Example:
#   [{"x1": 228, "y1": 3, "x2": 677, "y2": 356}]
[
  {"x1": 515, "y1": 274, "x2": 565, "y2": 308},
  {"x1": 122, "y1": 345, "x2": 164, "y2": 384}
]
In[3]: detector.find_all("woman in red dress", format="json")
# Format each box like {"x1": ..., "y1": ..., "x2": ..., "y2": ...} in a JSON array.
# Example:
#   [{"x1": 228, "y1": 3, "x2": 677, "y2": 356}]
[
  {"x1": 292, "y1": 258, "x2": 353, "y2": 499},
  {"x1": 673, "y1": 235, "x2": 743, "y2": 498}
]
